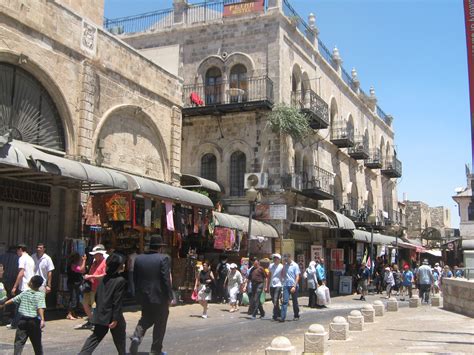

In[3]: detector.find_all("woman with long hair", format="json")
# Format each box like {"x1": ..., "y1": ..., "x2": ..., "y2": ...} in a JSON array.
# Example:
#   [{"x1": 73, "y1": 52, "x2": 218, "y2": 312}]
[
  {"x1": 194, "y1": 261, "x2": 214, "y2": 319},
  {"x1": 66, "y1": 252, "x2": 86, "y2": 320}
]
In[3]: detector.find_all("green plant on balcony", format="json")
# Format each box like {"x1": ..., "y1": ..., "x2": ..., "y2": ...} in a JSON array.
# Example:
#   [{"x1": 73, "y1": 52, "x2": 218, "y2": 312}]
[
  {"x1": 288, "y1": 15, "x2": 300, "y2": 28},
  {"x1": 267, "y1": 104, "x2": 309, "y2": 141}
]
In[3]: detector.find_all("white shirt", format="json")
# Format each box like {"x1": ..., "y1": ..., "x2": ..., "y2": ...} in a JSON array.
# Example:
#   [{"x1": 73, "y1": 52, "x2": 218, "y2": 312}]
[
  {"x1": 269, "y1": 262, "x2": 283, "y2": 287},
  {"x1": 32, "y1": 253, "x2": 55, "y2": 286},
  {"x1": 18, "y1": 253, "x2": 35, "y2": 291},
  {"x1": 128, "y1": 253, "x2": 138, "y2": 272}
]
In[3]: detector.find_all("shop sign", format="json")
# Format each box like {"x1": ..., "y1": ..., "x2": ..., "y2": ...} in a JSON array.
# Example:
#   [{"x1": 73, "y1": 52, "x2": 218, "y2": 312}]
[
  {"x1": 447, "y1": 242, "x2": 454, "y2": 251},
  {"x1": 255, "y1": 204, "x2": 287, "y2": 220},
  {"x1": 310, "y1": 245, "x2": 323, "y2": 261},
  {"x1": 330, "y1": 248, "x2": 344, "y2": 272},
  {"x1": 223, "y1": 0, "x2": 265, "y2": 17},
  {"x1": 296, "y1": 254, "x2": 306, "y2": 274}
]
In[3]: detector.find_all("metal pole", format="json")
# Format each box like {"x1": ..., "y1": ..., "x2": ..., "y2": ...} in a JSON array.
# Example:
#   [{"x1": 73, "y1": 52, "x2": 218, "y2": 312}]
[
  {"x1": 395, "y1": 232, "x2": 399, "y2": 265},
  {"x1": 370, "y1": 226, "x2": 374, "y2": 276},
  {"x1": 247, "y1": 201, "x2": 253, "y2": 258}
]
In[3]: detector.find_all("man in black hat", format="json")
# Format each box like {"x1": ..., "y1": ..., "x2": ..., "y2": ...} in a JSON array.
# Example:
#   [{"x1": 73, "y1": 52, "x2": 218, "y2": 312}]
[{"x1": 130, "y1": 235, "x2": 172, "y2": 355}]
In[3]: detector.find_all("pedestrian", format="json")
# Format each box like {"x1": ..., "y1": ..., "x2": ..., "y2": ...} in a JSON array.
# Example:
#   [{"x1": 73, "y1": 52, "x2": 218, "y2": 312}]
[
  {"x1": 78, "y1": 253, "x2": 127, "y2": 355},
  {"x1": 246, "y1": 258, "x2": 267, "y2": 320},
  {"x1": 454, "y1": 264, "x2": 464, "y2": 278},
  {"x1": 432, "y1": 268, "x2": 440, "y2": 295},
  {"x1": 400, "y1": 265, "x2": 413, "y2": 301},
  {"x1": 75, "y1": 245, "x2": 107, "y2": 330},
  {"x1": 216, "y1": 255, "x2": 230, "y2": 304},
  {"x1": 0, "y1": 266, "x2": 7, "y2": 324},
  {"x1": 129, "y1": 235, "x2": 173, "y2": 355},
  {"x1": 244, "y1": 257, "x2": 256, "y2": 315},
  {"x1": 66, "y1": 252, "x2": 86, "y2": 320},
  {"x1": 316, "y1": 258, "x2": 326, "y2": 286},
  {"x1": 268, "y1": 253, "x2": 283, "y2": 320},
  {"x1": 357, "y1": 262, "x2": 370, "y2": 301},
  {"x1": 416, "y1": 259, "x2": 434, "y2": 304},
  {"x1": 280, "y1": 253, "x2": 300, "y2": 322},
  {"x1": 9, "y1": 244, "x2": 35, "y2": 329},
  {"x1": 441, "y1": 265, "x2": 453, "y2": 279},
  {"x1": 383, "y1": 267, "x2": 394, "y2": 299},
  {"x1": 194, "y1": 261, "x2": 214, "y2": 319},
  {"x1": 434, "y1": 262, "x2": 442, "y2": 276},
  {"x1": 225, "y1": 263, "x2": 242, "y2": 313},
  {"x1": 392, "y1": 264, "x2": 402, "y2": 296},
  {"x1": 0, "y1": 275, "x2": 46, "y2": 354},
  {"x1": 303, "y1": 261, "x2": 318, "y2": 308},
  {"x1": 0, "y1": 246, "x2": 19, "y2": 326},
  {"x1": 127, "y1": 248, "x2": 138, "y2": 297},
  {"x1": 31, "y1": 243, "x2": 55, "y2": 294}
]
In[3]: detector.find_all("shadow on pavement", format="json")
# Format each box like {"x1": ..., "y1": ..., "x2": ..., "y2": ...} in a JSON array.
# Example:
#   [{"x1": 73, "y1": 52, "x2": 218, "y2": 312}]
[
  {"x1": 401, "y1": 338, "x2": 474, "y2": 346},
  {"x1": 389, "y1": 329, "x2": 474, "y2": 336}
]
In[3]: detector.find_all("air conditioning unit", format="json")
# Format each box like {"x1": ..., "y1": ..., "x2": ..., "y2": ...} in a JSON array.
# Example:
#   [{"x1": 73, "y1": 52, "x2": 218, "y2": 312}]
[
  {"x1": 244, "y1": 173, "x2": 268, "y2": 189},
  {"x1": 349, "y1": 209, "x2": 358, "y2": 218}
]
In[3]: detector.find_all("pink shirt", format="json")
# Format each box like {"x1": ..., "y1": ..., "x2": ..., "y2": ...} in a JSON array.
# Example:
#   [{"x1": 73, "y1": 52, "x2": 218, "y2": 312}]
[{"x1": 88, "y1": 258, "x2": 106, "y2": 291}]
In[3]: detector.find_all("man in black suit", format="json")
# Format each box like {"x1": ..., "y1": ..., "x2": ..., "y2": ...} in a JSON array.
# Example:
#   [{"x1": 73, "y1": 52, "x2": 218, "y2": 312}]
[{"x1": 130, "y1": 235, "x2": 173, "y2": 355}]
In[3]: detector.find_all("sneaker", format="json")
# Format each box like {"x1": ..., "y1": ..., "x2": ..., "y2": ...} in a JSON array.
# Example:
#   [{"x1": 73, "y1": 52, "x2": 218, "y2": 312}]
[
  {"x1": 6, "y1": 324, "x2": 15, "y2": 330},
  {"x1": 201, "y1": 314, "x2": 208, "y2": 319},
  {"x1": 129, "y1": 337, "x2": 140, "y2": 355},
  {"x1": 250, "y1": 316, "x2": 256, "y2": 320},
  {"x1": 74, "y1": 321, "x2": 92, "y2": 330},
  {"x1": 293, "y1": 317, "x2": 300, "y2": 321}
]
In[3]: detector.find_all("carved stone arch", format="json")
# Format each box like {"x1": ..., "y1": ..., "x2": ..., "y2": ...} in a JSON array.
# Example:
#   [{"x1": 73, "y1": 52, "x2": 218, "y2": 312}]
[
  {"x1": 223, "y1": 139, "x2": 253, "y2": 168},
  {"x1": 197, "y1": 142, "x2": 224, "y2": 163},
  {"x1": 366, "y1": 190, "x2": 374, "y2": 214},
  {"x1": 293, "y1": 148, "x2": 304, "y2": 174},
  {"x1": 350, "y1": 179, "x2": 359, "y2": 210},
  {"x1": 197, "y1": 55, "x2": 225, "y2": 83},
  {"x1": 225, "y1": 52, "x2": 256, "y2": 76},
  {"x1": 0, "y1": 51, "x2": 75, "y2": 154},
  {"x1": 301, "y1": 71, "x2": 311, "y2": 91},
  {"x1": 347, "y1": 114, "x2": 355, "y2": 134},
  {"x1": 386, "y1": 141, "x2": 392, "y2": 162},
  {"x1": 94, "y1": 104, "x2": 170, "y2": 181},
  {"x1": 379, "y1": 136, "x2": 385, "y2": 164},
  {"x1": 333, "y1": 175, "x2": 343, "y2": 211},
  {"x1": 291, "y1": 64, "x2": 302, "y2": 92},
  {"x1": 364, "y1": 128, "x2": 370, "y2": 149}
]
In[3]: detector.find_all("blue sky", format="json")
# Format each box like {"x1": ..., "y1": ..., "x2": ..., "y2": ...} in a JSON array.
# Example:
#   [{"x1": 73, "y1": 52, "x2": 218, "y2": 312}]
[{"x1": 104, "y1": 0, "x2": 470, "y2": 227}]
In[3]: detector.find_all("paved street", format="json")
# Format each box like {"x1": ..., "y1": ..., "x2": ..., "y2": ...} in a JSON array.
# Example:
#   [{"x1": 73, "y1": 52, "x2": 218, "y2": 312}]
[{"x1": 1, "y1": 294, "x2": 472, "y2": 354}]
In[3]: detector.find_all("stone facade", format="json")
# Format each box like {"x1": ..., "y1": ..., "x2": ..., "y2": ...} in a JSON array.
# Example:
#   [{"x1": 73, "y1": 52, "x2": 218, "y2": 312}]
[
  {"x1": 442, "y1": 278, "x2": 474, "y2": 318},
  {"x1": 405, "y1": 201, "x2": 431, "y2": 239},
  {"x1": 0, "y1": 0, "x2": 181, "y2": 251}
]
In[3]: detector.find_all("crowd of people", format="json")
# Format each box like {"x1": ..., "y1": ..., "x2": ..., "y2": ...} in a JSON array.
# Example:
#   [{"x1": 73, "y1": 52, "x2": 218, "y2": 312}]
[{"x1": 0, "y1": 240, "x2": 467, "y2": 355}]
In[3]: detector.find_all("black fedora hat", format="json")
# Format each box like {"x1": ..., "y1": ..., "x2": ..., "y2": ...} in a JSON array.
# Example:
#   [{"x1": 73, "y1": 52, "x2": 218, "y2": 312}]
[
  {"x1": 149, "y1": 234, "x2": 167, "y2": 249},
  {"x1": 106, "y1": 253, "x2": 125, "y2": 275}
]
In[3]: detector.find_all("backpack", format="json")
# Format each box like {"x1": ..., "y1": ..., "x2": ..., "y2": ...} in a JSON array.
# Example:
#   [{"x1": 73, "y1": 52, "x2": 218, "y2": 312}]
[{"x1": 218, "y1": 262, "x2": 229, "y2": 280}]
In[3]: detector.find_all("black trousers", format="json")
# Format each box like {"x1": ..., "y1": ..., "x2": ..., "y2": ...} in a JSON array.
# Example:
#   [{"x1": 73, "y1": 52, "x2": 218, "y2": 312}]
[
  {"x1": 78, "y1": 317, "x2": 126, "y2": 355},
  {"x1": 308, "y1": 288, "x2": 317, "y2": 308},
  {"x1": 250, "y1": 283, "x2": 265, "y2": 317},
  {"x1": 14, "y1": 318, "x2": 42, "y2": 355},
  {"x1": 132, "y1": 303, "x2": 169, "y2": 354}
]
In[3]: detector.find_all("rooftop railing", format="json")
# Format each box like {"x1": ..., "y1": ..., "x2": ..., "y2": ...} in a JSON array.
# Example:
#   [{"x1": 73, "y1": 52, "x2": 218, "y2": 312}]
[
  {"x1": 104, "y1": 8, "x2": 174, "y2": 34},
  {"x1": 282, "y1": 0, "x2": 316, "y2": 43}
]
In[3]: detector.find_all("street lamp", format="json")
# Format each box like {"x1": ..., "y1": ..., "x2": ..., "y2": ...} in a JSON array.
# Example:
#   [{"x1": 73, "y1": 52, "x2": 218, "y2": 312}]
[{"x1": 246, "y1": 186, "x2": 259, "y2": 257}]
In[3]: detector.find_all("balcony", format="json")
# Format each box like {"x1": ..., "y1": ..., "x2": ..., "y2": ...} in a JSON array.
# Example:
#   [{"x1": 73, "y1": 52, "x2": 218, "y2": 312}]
[
  {"x1": 330, "y1": 127, "x2": 354, "y2": 148},
  {"x1": 364, "y1": 149, "x2": 383, "y2": 169},
  {"x1": 348, "y1": 135, "x2": 369, "y2": 160},
  {"x1": 381, "y1": 156, "x2": 402, "y2": 178},
  {"x1": 281, "y1": 173, "x2": 303, "y2": 192},
  {"x1": 291, "y1": 89, "x2": 329, "y2": 129},
  {"x1": 182, "y1": 76, "x2": 273, "y2": 117},
  {"x1": 300, "y1": 166, "x2": 335, "y2": 200}
]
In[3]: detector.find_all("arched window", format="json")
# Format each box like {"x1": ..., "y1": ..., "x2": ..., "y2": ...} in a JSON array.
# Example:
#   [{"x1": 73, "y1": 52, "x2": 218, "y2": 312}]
[
  {"x1": 229, "y1": 64, "x2": 247, "y2": 102},
  {"x1": 230, "y1": 151, "x2": 246, "y2": 196},
  {"x1": 201, "y1": 153, "x2": 217, "y2": 182},
  {"x1": 0, "y1": 63, "x2": 65, "y2": 151},
  {"x1": 205, "y1": 67, "x2": 222, "y2": 104}
]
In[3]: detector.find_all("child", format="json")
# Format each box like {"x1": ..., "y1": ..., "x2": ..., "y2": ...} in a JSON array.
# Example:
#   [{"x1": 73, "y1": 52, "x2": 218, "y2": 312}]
[
  {"x1": 0, "y1": 275, "x2": 46, "y2": 355},
  {"x1": 78, "y1": 253, "x2": 127, "y2": 355}
]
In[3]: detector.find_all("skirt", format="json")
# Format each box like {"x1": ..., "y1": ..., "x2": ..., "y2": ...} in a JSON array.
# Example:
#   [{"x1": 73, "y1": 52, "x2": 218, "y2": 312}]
[
  {"x1": 228, "y1": 285, "x2": 239, "y2": 303},
  {"x1": 198, "y1": 284, "x2": 212, "y2": 301}
]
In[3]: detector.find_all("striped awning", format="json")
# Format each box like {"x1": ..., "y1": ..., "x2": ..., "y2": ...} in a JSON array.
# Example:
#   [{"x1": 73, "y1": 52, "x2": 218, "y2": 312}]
[{"x1": 213, "y1": 212, "x2": 279, "y2": 239}]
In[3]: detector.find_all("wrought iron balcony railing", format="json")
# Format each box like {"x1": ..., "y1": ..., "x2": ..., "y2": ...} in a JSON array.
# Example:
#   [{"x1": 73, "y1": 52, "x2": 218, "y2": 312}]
[
  {"x1": 381, "y1": 156, "x2": 402, "y2": 178},
  {"x1": 300, "y1": 166, "x2": 335, "y2": 200},
  {"x1": 291, "y1": 89, "x2": 329, "y2": 129},
  {"x1": 364, "y1": 149, "x2": 382, "y2": 169},
  {"x1": 348, "y1": 135, "x2": 369, "y2": 160},
  {"x1": 330, "y1": 126, "x2": 354, "y2": 148},
  {"x1": 182, "y1": 76, "x2": 273, "y2": 115},
  {"x1": 282, "y1": 0, "x2": 316, "y2": 43}
]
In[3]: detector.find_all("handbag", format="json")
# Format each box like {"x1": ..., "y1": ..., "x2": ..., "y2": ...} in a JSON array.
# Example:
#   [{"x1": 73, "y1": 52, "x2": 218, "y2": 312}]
[
  {"x1": 241, "y1": 292, "x2": 249, "y2": 306},
  {"x1": 191, "y1": 289, "x2": 198, "y2": 301},
  {"x1": 259, "y1": 290, "x2": 266, "y2": 304},
  {"x1": 79, "y1": 280, "x2": 92, "y2": 293}
]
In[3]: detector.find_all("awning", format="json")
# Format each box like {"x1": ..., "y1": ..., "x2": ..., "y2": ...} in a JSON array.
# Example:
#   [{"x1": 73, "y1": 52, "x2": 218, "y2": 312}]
[
  {"x1": 352, "y1": 229, "x2": 397, "y2": 246},
  {"x1": 126, "y1": 175, "x2": 214, "y2": 208},
  {"x1": 180, "y1": 174, "x2": 221, "y2": 192},
  {"x1": 291, "y1": 206, "x2": 355, "y2": 230},
  {"x1": 397, "y1": 241, "x2": 426, "y2": 252},
  {"x1": 421, "y1": 249, "x2": 442, "y2": 257},
  {"x1": 213, "y1": 211, "x2": 279, "y2": 239}
]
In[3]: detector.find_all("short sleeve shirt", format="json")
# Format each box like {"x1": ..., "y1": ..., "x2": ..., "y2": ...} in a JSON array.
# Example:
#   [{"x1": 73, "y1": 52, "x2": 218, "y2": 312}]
[
  {"x1": 282, "y1": 261, "x2": 300, "y2": 287},
  {"x1": 18, "y1": 253, "x2": 35, "y2": 291},
  {"x1": 13, "y1": 289, "x2": 46, "y2": 318},
  {"x1": 269, "y1": 263, "x2": 283, "y2": 287},
  {"x1": 32, "y1": 253, "x2": 55, "y2": 286},
  {"x1": 88, "y1": 258, "x2": 106, "y2": 292},
  {"x1": 402, "y1": 270, "x2": 413, "y2": 286}
]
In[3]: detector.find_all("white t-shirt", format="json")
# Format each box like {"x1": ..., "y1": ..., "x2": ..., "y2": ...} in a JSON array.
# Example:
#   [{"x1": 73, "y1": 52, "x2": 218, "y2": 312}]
[
  {"x1": 269, "y1": 262, "x2": 283, "y2": 287},
  {"x1": 32, "y1": 253, "x2": 55, "y2": 286},
  {"x1": 18, "y1": 253, "x2": 35, "y2": 291}
]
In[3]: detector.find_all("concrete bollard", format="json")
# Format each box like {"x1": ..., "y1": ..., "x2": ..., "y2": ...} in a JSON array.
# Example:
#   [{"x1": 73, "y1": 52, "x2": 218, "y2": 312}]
[
  {"x1": 348, "y1": 310, "x2": 364, "y2": 331},
  {"x1": 329, "y1": 316, "x2": 349, "y2": 340},
  {"x1": 431, "y1": 294, "x2": 442, "y2": 307},
  {"x1": 387, "y1": 297, "x2": 399, "y2": 312},
  {"x1": 373, "y1": 300, "x2": 384, "y2": 317},
  {"x1": 360, "y1": 304, "x2": 375, "y2": 323},
  {"x1": 265, "y1": 336, "x2": 296, "y2": 355},
  {"x1": 409, "y1": 295, "x2": 421, "y2": 308},
  {"x1": 303, "y1": 324, "x2": 328, "y2": 355}
]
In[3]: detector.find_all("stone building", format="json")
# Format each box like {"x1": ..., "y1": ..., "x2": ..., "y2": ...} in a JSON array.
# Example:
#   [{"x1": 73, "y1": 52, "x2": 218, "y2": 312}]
[
  {"x1": 453, "y1": 169, "x2": 474, "y2": 267},
  {"x1": 405, "y1": 201, "x2": 431, "y2": 239},
  {"x1": 108, "y1": 0, "x2": 403, "y2": 283},
  {"x1": 0, "y1": 0, "x2": 188, "y2": 256}
]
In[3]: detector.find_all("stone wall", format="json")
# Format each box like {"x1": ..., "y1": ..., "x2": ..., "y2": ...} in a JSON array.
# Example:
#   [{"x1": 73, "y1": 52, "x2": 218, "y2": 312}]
[
  {"x1": 442, "y1": 278, "x2": 474, "y2": 318},
  {"x1": 56, "y1": 0, "x2": 104, "y2": 26},
  {"x1": 405, "y1": 201, "x2": 431, "y2": 238}
]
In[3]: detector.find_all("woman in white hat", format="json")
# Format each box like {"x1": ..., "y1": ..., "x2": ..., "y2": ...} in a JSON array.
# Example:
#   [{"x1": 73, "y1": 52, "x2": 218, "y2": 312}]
[
  {"x1": 383, "y1": 266, "x2": 395, "y2": 299},
  {"x1": 225, "y1": 263, "x2": 242, "y2": 313}
]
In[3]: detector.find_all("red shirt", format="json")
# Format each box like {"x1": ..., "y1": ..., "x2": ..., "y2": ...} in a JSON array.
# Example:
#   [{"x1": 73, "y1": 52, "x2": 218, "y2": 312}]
[{"x1": 89, "y1": 258, "x2": 106, "y2": 292}]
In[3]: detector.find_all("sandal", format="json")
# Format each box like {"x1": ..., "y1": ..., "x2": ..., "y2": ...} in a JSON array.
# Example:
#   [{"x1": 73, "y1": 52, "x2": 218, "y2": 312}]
[{"x1": 66, "y1": 314, "x2": 77, "y2": 320}]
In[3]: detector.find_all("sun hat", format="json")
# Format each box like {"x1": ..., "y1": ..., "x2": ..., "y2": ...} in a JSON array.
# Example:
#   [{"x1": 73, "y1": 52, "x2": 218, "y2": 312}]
[
  {"x1": 229, "y1": 263, "x2": 237, "y2": 269},
  {"x1": 385, "y1": 267, "x2": 391, "y2": 271},
  {"x1": 89, "y1": 244, "x2": 107, "y2": 255},
  {"x1": 422, "y1": 259, "x2": 429, "y2": 265},
  {"x1": 272, "y1": 253, "x2": 281, "y2": 259}
]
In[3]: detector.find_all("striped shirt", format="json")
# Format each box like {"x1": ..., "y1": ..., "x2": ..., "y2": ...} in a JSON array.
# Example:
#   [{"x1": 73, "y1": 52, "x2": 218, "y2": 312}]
[{"x1": 12, "y1": 289, "x2": 46, "y2": 318}]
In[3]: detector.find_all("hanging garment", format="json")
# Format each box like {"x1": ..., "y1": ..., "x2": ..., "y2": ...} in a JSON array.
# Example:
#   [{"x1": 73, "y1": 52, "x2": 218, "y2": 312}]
[{"x1": 165, "y1": 202, "x2": 175, "y2": 231}]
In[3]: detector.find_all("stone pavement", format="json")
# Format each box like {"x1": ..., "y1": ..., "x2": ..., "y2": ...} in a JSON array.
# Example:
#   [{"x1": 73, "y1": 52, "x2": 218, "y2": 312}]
[{"x1": 0, "y1": 294, "x2": 472, "y2": 354}]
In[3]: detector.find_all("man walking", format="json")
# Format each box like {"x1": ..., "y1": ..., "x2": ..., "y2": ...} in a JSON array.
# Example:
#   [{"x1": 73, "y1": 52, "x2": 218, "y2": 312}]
[
  {"x1": 267, "y1": 254, "x2": 283, "y2": 321},
  {"x1": 280, "y1": 253, "x2": 300, "y2": 322},
  {"x1": 416, "y1": 259, "x2": 434, "y2": 304},
  {"x1": 216, "y1": 255, "x2": 230, "y2": 303},
  {"x1": 130, "y1": 235, "x2": 172, "y2": 355},
  {"x1": 247, "y1": 258, "x2": 267, "y2": 320},
  {"x1": 357, "y1": 262, "x2": 370, "y2": 301},
  {"x1": 32, "y1": 243, "x2": 55, "y2": 294}
]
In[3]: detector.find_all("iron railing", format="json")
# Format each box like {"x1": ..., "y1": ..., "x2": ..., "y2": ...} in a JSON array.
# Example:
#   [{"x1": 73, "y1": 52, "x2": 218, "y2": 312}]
[
  {"x1": 290, "y1": 89, "x2": 329, "y2": 127},
  {"x1": 301, "y1": 166, "x2": 335, "y2": 196},
  {"x1": 376, "y1": 105, "x2": 392, "y2": 126},
  {"x1": 364, "y1": 149, "x2": 382, "y2": 168},
  {"x1": 282, "y1": 0, "x2": 316, "y2": 43},
  {"x1": 341, "y1": 67, "x2": 353, "y2": 88},
  {"x1": 331, "y1": 126, "x2": 354, "y2": 142},
  {"x1": 104, "y1": 8, "x2": 174, "y2": 34},
  {"x1": 348, "y1": 135, "x2": 369, "y2": 157},
  {"x1": 183, "y1": 76, "x2": 273, "y2": 108},
  {"x1": 382, "y1": 156, "x2": 402, "y2": 177}
]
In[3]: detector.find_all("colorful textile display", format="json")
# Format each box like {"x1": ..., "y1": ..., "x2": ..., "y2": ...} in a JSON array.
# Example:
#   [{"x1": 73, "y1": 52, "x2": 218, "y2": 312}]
[
  {"x1": 165, "y1": 202, "x2": 175, "y2": 231},
  {"x1": 213, "y1": 227, "x2": 234, "y2": 250},
  {"x1": 103, "y1": 193, "x2": 131, "y2": 221}
]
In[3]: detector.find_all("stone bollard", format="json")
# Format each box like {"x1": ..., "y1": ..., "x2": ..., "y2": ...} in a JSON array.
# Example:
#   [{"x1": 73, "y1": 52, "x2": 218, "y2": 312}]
[
  {"x1": 387, "y1": 297, "x2": 399, "y2": 312},
  {"x1": 373, "y1": 300, "x2": 384, "y2": 317},
  {"x1": 348, "y1": 310, "x2": 364, "y2": 331},
  {"x1": 361, "y1": 304, "x2": 375, "y2": 323},
  {"x1": 409, "y1": 295, "x2": 421, "y2": 308},
  {"x1": 431, "y1": 294, "x2": 442, "y2": 307},
  {"x1": 303, "y1": 324, "x2": 328, "y2": 355},
  {"x1": 329, "y1": 316, "x2": 349, "y2": 340},
  {"x1": 265, "y1": 336, "x2": 295, "y2": 355}
]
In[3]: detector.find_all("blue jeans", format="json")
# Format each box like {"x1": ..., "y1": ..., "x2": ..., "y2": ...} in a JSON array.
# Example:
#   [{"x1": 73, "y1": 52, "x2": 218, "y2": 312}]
[
  {"x1": 281, "y1": 286, "x2": 299, "y2": 321},
  {"x1": 270, "y1": 287, "x2": 281, "y2": 320}
]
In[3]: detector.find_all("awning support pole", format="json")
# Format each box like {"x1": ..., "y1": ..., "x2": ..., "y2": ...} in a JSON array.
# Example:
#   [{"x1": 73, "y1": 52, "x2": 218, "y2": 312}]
[
  {"x1": 247, "y1": 201, "x2": 254, "y2": 258},
  {"x1": 370, "y1": 226, "x2": 374, "y2": 277}
]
